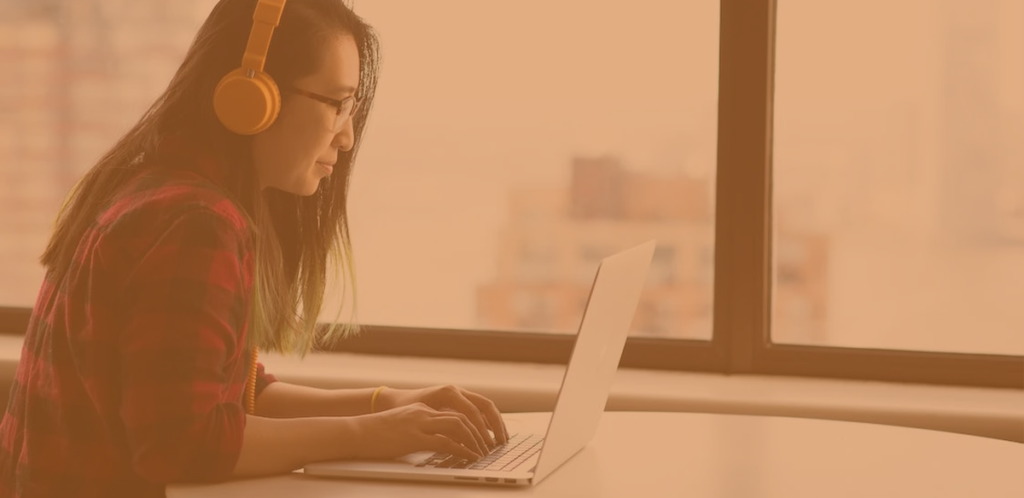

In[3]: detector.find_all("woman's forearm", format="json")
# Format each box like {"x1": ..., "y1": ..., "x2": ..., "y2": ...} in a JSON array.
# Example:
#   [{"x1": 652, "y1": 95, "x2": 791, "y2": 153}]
[
  {"x1": 232, "y1": 415, "x2": 362, "y2": 477},
  {"x1": 255, "y1": 382, "x2": 380, "y2": 418}
]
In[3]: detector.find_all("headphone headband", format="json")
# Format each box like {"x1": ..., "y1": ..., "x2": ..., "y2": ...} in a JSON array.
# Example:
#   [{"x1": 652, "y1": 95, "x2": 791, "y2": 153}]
[{"x1": 241, "y1": 0, "x2": 287, "y2": 74}]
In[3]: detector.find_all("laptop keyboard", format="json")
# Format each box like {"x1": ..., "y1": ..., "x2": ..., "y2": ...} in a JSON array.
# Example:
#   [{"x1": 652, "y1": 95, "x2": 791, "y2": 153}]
[{"x1": 415, "y1": 433, "x2": 544, "y2": 472}]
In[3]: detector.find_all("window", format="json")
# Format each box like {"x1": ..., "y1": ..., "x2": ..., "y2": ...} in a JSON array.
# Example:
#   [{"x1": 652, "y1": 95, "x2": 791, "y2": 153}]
[
  {"x1": 1, "y1": 0, "x2": 721, "y2": 338},
  {"x1": 0, "y1": 0, "x2": 212, "y2": 304},
  {"x1": 1, "y1": 0, "x2": 1019, "y2": 389},
  {"x1": 325, "y1": 0, "x2": 720, "y2": 340},
  {"x1": 773, "y1": 0, "x2": 1024, "y2": 355}
]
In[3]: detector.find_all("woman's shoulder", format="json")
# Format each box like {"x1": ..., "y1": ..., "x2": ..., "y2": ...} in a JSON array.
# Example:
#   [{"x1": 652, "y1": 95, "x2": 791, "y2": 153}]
[
  {"x1": 79, "y1": 165, "x2": 257, "y2": 299},
  {"x1": 98, "y1": 165, "x2": 250, "y2": 239}
]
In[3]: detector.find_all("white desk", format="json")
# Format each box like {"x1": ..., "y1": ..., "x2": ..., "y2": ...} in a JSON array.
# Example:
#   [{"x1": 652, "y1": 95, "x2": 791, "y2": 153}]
[{"x1": 168, "y1": 411, "x2": 1024, "y2": 498}]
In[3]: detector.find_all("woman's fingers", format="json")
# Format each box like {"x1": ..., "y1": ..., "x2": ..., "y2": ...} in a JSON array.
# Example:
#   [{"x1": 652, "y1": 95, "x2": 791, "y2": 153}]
[
  {"x1": 440, "y1": 386, "x2": 506, "y2": 449},
  {"x1": 427, "y1": 413, "x2": 487, "y2": 458},
  {"x1": 462, "y1": 391, "x2": 510, "y2": 445},
  {"x1": 443, "y1": 399, "x2": 494, "y2": 451},
  {"x1": 448, "y1": 413, "x2": 489, "y2": 457}
]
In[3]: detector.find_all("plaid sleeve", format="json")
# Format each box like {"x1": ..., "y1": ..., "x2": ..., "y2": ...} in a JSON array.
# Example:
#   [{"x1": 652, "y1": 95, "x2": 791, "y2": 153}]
[{"x1": 114, "y1": 208, "x2": 251, "y2": 484}]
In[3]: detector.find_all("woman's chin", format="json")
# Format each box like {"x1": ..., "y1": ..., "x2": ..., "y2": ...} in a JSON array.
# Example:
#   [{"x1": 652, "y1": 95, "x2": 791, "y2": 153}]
[
  {"x1": 301, "y1": 182, "x2": 321, "y2": 197},
  {"x1": 270, "y1": 180, "x2": 321, "y2": 197}
]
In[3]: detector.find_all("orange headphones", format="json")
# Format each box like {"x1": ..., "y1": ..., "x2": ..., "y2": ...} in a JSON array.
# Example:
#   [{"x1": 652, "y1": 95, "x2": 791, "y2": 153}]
[{"x1": 213, "y1": 0, "x2": 288, "y2": 135}]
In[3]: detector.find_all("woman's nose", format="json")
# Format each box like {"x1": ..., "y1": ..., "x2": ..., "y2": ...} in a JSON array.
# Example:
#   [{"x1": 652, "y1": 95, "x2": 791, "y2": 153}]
[{"x1": 333, "y1": 121, "x2": 355, "y2": 152}]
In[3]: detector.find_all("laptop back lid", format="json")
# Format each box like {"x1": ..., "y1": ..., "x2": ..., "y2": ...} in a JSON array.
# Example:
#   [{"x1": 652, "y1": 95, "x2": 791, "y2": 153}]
[{"x1": 530, "y1": 240, "x2": 656, "y2": 484}]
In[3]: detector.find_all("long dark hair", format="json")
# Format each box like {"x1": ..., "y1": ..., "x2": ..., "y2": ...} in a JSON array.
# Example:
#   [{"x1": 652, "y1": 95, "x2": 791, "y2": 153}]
[{"x1": 40, "y1": 0, "x2": 381, "y2": 355}]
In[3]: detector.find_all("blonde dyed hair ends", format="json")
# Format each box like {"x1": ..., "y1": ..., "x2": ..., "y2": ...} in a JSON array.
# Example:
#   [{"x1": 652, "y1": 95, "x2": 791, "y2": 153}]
[{"x1": 248, "y1": 194, "x2": 362, "y2": 357}]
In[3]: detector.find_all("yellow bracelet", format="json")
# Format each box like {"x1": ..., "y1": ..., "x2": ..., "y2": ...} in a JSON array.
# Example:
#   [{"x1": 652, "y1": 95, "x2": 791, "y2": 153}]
[{"x1": 371, "y1": 385, "x2": 388, "y2": 414}]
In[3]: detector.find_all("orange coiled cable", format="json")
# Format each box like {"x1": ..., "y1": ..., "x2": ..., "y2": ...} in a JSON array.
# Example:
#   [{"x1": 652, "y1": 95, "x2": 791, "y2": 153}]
[{"x1": 246, "y1": 347, "x2": 258, "y2": 415}]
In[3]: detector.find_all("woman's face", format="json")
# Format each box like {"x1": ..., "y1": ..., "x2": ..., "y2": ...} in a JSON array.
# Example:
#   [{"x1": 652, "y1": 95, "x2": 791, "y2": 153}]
[{"x1": 252, "y1": 34, "x2": 361, "y2": 196}]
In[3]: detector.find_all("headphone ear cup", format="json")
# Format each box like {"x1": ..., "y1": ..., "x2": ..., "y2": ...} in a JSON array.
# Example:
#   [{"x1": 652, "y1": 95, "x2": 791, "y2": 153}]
[{"x1": 213, "y1": 68, "x2": 282, "y2": 135}]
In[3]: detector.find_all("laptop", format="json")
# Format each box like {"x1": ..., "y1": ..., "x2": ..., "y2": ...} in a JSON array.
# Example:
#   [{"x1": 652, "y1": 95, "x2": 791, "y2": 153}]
[{"x1": 303, "y1": 239, "x2": 657, "y2": 487}]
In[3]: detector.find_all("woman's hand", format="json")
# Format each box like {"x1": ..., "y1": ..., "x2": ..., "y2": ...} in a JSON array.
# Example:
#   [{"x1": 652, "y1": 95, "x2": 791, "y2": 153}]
[
  {"x1": 377, "y1": 385, "x2": 510, "y2": 451},
  {"x1": 352, "y1": 402, "x2": 491, "y2": 462}
]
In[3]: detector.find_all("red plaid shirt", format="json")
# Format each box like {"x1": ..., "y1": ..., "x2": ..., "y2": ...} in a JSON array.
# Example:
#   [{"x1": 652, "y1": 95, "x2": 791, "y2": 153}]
[{"x1": 0, "y1": 135, "x2": 278, "y2": 497}]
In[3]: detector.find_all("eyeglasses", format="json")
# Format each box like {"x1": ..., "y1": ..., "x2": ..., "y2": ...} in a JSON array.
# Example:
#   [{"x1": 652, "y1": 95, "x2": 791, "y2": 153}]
[{"x1": 282, "y1": 85, "x2": 361, "y2": 132}]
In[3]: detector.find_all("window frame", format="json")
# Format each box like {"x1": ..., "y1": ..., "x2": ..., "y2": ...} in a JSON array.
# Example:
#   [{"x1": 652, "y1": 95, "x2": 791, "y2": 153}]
[
  {"x1": 713, "y1": 0, "x2": 1021, "y2": 389},
  {"x1": 1, "y1": 0, "x2": 1021, "y2": 390}
]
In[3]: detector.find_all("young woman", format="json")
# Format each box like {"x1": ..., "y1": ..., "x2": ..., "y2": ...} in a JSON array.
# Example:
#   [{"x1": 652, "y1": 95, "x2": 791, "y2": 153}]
[{"x1": 0, "y1": 0, "x2": 507, "y2": 496}]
